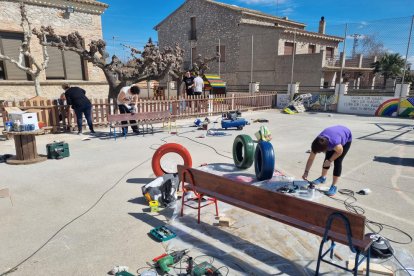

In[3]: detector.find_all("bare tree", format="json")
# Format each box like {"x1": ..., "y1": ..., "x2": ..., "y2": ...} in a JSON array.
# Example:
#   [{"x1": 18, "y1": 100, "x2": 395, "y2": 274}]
[
  {"x1": 33, "y1": 28, "x2": 184, "y2": 102},
  {"x1": 0, "y1": 3, "x2": 49, "y2": 96},
  {"x1": 358, "y1": 34, "x2": 386, "y2": 58}
]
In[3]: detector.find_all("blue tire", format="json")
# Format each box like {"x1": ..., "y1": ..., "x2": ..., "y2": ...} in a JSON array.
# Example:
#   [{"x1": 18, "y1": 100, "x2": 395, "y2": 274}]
[{"x1": 254, "y1": 141, "x2": 275, "y2": 181}]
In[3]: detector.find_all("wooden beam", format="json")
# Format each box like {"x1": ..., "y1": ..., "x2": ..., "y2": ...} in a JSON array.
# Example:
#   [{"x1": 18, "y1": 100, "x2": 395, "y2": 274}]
[{"x1": 178, "y1": 165, "x2": 372, "y2": 251}]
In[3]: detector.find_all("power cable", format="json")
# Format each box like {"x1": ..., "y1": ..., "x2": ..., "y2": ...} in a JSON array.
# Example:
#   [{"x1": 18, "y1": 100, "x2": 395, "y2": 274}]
[
  {"x1": 327, "y1": 189, "x2": 413, "y2": 274},
  {"x1": 175, "y1": 132, "x2": 232, "y2": 160},
  {"x1": 0, "y1": 153, "x2": 154, "y2": 275}
]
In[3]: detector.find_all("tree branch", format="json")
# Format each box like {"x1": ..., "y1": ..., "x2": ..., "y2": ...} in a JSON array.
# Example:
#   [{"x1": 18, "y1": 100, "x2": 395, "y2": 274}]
[{"x1": 0, "y1": 53, "x2": 31, "y2": 73}]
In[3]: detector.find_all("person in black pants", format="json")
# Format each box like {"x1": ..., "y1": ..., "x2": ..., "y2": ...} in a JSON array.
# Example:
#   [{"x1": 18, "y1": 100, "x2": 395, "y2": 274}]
[
  {"x1": 62, "y1": 83, "x2": 95, "y2": 135},
  {"x1": 117, "y1": 85, "x2": 141, "y2": 134},
  {"x1": 302, "y1": 125, "x2": 352, "y2": 196}
]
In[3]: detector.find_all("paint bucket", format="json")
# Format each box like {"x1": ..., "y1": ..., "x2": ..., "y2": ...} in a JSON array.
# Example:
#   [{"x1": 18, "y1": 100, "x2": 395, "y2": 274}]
[{"x1": 149, "y1": 200, "x2": 159, "y2": 212}]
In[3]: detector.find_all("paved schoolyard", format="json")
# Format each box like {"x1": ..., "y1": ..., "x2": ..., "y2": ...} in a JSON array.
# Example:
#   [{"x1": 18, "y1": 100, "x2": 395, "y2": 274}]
[{"x1": 0, "y1": 110, "x2": 413, "y2": 275}]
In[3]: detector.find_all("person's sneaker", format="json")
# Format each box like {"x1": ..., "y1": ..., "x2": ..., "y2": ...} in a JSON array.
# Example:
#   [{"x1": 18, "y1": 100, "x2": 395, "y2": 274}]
[
  {"x1": 311, "y1": 176, "x2": 326, "y2": 185},
  {"x1": 90, "y1": 130, "x2": 96, "y2": 134},
  {"x1": 325, "y1": 185, "x2": 337, "y2": 197},
  {"x1": 77, "y1": 131, "x2": 82, "y2": 135}
]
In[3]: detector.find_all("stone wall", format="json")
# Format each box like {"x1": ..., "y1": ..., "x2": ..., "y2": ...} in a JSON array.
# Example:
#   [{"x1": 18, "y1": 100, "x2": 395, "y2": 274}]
[
  {"x1": 156, "y1": 0, "x2": 340, "y2": 88},
  {"x1": 274, "y1": 52, "x2": 324, "y2": 86},
  {"x1": 157, "y1": 0, "x2": 241, "y2": 81},
  {"x1": 0, "y1": 0, "x2": 108, "y2": 100},
  {"x1": 0, "y1": 81, "x2": 108, "y2": 100},
  {"x1": 278, "y1": 32, "x2": 340, "y2": 56}
]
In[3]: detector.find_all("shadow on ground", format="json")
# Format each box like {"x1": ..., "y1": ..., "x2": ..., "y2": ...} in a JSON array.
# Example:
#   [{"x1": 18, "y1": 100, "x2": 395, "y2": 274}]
[
  {"x1": 373, "y1": 156, "x2": 414, "y2": 167},
  {"x1": 127, "y1": 178, "x2": 154, "y2": 184},
  {"x1": 128, "y1": 210, "x2": 316, "y2": 275}
]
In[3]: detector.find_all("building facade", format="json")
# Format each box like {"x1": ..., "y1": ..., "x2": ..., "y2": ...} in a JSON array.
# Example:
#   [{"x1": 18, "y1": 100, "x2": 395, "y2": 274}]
[
  {"x1": 155, "y1": 0, "x2": 375, "y2": 90},
  {"x1": 0, "y1": 0, "x2": 109, "y2": 100}
]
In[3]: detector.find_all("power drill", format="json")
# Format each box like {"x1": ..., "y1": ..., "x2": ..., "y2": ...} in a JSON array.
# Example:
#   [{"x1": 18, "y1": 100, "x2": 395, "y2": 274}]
[
  {"x1": 157, "y1": 249, "x2": 188, "y2": 273},
  {"x1": 191, "y1": 261, "x2": 222, "y2": 276}
]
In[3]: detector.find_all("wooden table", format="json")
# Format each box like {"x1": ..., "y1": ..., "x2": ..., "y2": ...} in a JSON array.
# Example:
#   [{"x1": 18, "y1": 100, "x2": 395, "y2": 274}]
[{"x1": 3, "y1": 130, "x2": 47, "y2": 165}]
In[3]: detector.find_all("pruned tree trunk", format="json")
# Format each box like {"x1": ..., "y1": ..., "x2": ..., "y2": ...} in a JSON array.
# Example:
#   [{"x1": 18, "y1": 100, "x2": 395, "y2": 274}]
[
  {"x1": 33, "y1": 75, "x2": 41, "y2": 96},
  {"x1": 0, "y1": 4, "x2": 49, "y2": 97}
]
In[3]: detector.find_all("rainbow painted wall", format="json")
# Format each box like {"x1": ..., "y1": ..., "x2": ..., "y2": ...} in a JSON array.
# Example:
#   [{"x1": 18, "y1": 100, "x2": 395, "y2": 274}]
[{"x1": 375, "y1": 97, "x2": 414, "y2": 117}]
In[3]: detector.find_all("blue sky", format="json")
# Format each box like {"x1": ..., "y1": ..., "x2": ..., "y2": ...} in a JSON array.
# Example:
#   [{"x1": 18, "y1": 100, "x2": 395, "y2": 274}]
[{"x1": 101, "y1": 0, "x2": 414, "y2": 60}]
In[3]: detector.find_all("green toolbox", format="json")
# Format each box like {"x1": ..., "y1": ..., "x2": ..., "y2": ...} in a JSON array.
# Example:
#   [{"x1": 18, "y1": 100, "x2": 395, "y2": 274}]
[{"x1": 46, "y1": 142, "x2": 70, "y2": 159}]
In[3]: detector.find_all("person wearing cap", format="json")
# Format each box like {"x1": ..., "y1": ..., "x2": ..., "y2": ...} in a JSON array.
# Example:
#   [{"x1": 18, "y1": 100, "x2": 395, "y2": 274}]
[
  {"x1": 302, "y1": 125, "x2": 352, "y2": 196},
  {"x1": 62, "y1": 83, "x2": 95, "y2": 134}
]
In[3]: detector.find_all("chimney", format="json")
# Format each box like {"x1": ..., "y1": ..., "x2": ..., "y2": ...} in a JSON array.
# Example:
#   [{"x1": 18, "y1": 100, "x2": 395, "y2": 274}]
[{"x1": 318, "y1": 16, "x2": 326, "y2": 34}]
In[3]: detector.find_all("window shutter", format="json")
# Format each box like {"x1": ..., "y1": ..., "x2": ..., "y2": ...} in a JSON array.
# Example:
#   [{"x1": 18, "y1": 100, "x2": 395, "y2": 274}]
[
  {"x1": 1, "y1": 37, "x2": 28, "y2": 80},
  {"x1": 45, "y1": 47, "x2": 65, "y2": 79},
  {"x1": 64, "y1": 51, "x2": 84, "y2": 80},
  {"x1": 284, "y1": 42, "x2": 294, "y2": 55}
]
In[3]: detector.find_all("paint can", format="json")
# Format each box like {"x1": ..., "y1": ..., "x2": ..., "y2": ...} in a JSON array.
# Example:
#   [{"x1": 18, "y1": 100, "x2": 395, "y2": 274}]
[{"x1": 149, "y1": 200, "x2": 159, "y2": 212}]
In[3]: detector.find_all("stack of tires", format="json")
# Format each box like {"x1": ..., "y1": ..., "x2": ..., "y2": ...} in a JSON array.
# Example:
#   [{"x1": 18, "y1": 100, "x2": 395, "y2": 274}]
[{"x1": 232, "y1": 135, "x2": 275, "y2": 181}]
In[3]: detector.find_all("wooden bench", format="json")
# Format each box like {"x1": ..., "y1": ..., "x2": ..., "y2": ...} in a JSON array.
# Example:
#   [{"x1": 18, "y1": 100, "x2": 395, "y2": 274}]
[
  {"x1": 107, "y1": 111, "x2": 176, "y2": 139},
  {"x1": 177, "y1": 165, "x2": 373, "y2": 275}
]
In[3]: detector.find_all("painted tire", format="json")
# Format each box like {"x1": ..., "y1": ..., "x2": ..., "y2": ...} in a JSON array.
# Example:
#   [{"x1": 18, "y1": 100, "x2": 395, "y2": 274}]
[
  {"x1": 232, "y1": 135, "x2": 255, "y2": 169},
  {"x1": 254, "y1": 141, "x2": 275, "y2": 181},
  {"x1": 152, "y1": 143, "x2": 192, "y2": 177}
]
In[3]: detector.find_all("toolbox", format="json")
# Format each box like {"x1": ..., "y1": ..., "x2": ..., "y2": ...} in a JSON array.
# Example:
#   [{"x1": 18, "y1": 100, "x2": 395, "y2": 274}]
[
  {"x1": 46, "y1": 141, "x2": 70, "y2": 159},
  {"x1": 149, "y1": 226, "x2": 176, "y2": 242}
]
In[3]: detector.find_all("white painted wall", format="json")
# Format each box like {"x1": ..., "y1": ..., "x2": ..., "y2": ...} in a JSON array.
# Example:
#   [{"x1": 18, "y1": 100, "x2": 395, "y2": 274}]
[{"x1": 337, "y1": 95, "x2": 393, "y2": 115}]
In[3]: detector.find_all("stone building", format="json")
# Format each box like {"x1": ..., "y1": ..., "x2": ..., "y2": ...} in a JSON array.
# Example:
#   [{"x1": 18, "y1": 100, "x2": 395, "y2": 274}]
[
  {"x1": 155, "y1": 0, "x2": 375, "y2": 90},
  {"x1": 0, "y1": 0, "x2": 109, "y2": 100}
]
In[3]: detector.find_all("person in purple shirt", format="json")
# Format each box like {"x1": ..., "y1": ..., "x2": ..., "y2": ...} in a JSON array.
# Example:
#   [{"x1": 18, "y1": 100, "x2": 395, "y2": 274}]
[{"x1": 302, "y1": 125, "x2": 352, "y2": 196}]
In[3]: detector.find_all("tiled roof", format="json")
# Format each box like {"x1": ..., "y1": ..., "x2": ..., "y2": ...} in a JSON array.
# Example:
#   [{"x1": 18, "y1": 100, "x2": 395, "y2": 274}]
[
  {"x1": 19, "y1": 0, "x2": 108, "y2": 14},
  {"x1": 69, "y1": 0, "x2": 109, "y2": 8},
  {"x1": 283, "y1": 28, "x2": 344, "y2": 42},
  {"x1": 155, "y1": 0, "x2": 305, "y2": 30},
  {"x1": 205, "y1": 0, "x2": 306, "y2": 27}
]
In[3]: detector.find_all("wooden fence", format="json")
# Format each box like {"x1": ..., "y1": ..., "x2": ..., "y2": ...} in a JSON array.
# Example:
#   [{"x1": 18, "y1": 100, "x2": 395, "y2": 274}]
[{"x1": 0, "y1": 93, "x2": 276, "y2": 132}]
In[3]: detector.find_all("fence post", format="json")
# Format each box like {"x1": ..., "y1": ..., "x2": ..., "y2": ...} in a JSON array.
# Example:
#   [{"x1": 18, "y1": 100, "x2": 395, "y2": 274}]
[
  {"x1": 109, "y1": 98, "x2": 114, "y2": 115},
  {"x1": 231, "y1": 93, "x2": 235, "y2": 110},
  {"x1": 208, "y1": 94, "x2": 213, "y2": 116}
]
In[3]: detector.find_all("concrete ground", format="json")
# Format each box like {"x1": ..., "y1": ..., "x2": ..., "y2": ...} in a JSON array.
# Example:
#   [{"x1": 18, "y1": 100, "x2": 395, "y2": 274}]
[{"x1": 0, "y1": 110, "x2": 413, "y2": 275}]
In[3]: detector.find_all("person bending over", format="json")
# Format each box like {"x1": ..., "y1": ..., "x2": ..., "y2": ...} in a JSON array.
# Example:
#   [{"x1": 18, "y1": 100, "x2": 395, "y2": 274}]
[
  {"x1": 62, "y1": 83, "x2": 95, "y2": 135},
  {"x1": 302, "y1": 125, "x2": 352, "y2": 196},
  {"x1": 117, "y1": 85, "x2": 141, "y2": 134}
]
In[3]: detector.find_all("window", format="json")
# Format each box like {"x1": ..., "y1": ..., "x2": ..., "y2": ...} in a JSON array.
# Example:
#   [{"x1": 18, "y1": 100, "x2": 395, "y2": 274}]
[
  {"x1": 190, "y1": 17, "x2": 197, "y2": 40},
  {"x1": 284, "y1": 42, "x2": 295, "y2": 55},
  {"x1": 46, "y1": 46, "x2": 86, "y2": 80},
  {"x1": 0, "y1": 32, "x2": 30, "y2": 80},
  {"x1": 216, "y1": 45, "x2": 225, "y2": 62},
  {"x1": 0, "y1": 61, "x2": 5, "y2": 80},
  {"x1": 191, "y1": 47, "x2": 197, "y2": 64},
  {"x1": 326, "y1": 47, "x2": 334, "y2": 58},
  {"x1": 308, "y1": 44, "x2": 316, "y2": 54}
]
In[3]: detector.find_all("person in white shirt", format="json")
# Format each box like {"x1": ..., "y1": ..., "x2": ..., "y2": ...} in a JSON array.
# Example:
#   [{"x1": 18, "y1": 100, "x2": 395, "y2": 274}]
[
  {"x1": 117, "y1": 85, "x2": 140, "y2": 134},
  {"x1": 193, "y1": 73, "x2": 204, "y2": 96}
]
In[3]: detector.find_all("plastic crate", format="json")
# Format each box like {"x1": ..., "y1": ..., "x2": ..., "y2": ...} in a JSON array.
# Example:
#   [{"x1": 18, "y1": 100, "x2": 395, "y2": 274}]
[{"x1": 149, "y1": 226, "x2": 176, "y2": 242}]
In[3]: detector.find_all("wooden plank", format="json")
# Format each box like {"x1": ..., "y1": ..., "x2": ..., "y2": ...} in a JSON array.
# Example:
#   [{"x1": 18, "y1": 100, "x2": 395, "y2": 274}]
[
  {"x1": 177, "y1": 165, "x2": 371, "y2": 250},
  {"x1": 94, "y1": 99, "x2": 99, "y2": 125},
  {"x1": 20, "y1": 135, "x2": 30, "y2": 160},
  {"x1": 14, "y1": 135, "x2": 23, "y2": 160},
  {"x1": 27, "y1": 135, "x2": 35, "y2": 160},
  {"x1": 51, "y1": 102, "x2": 59, "y2": 132},
  {"x1": 347, "y1": 260, "x2": 393, "y2": 275},
  {"x1": 100, "y1": 99, "x2": 105, "y2": 125}
]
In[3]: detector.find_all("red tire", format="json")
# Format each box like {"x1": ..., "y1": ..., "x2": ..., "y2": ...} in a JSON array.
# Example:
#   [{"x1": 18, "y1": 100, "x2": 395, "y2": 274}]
[{"x1": 152, "y1": 143, "x2": 192, "y2": 177}]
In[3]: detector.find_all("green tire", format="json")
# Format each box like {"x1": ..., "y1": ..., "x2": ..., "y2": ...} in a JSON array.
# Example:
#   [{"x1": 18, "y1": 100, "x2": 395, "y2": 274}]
[{"x1": 233, "y1": 134, "x2": 255, "y2": 169}]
